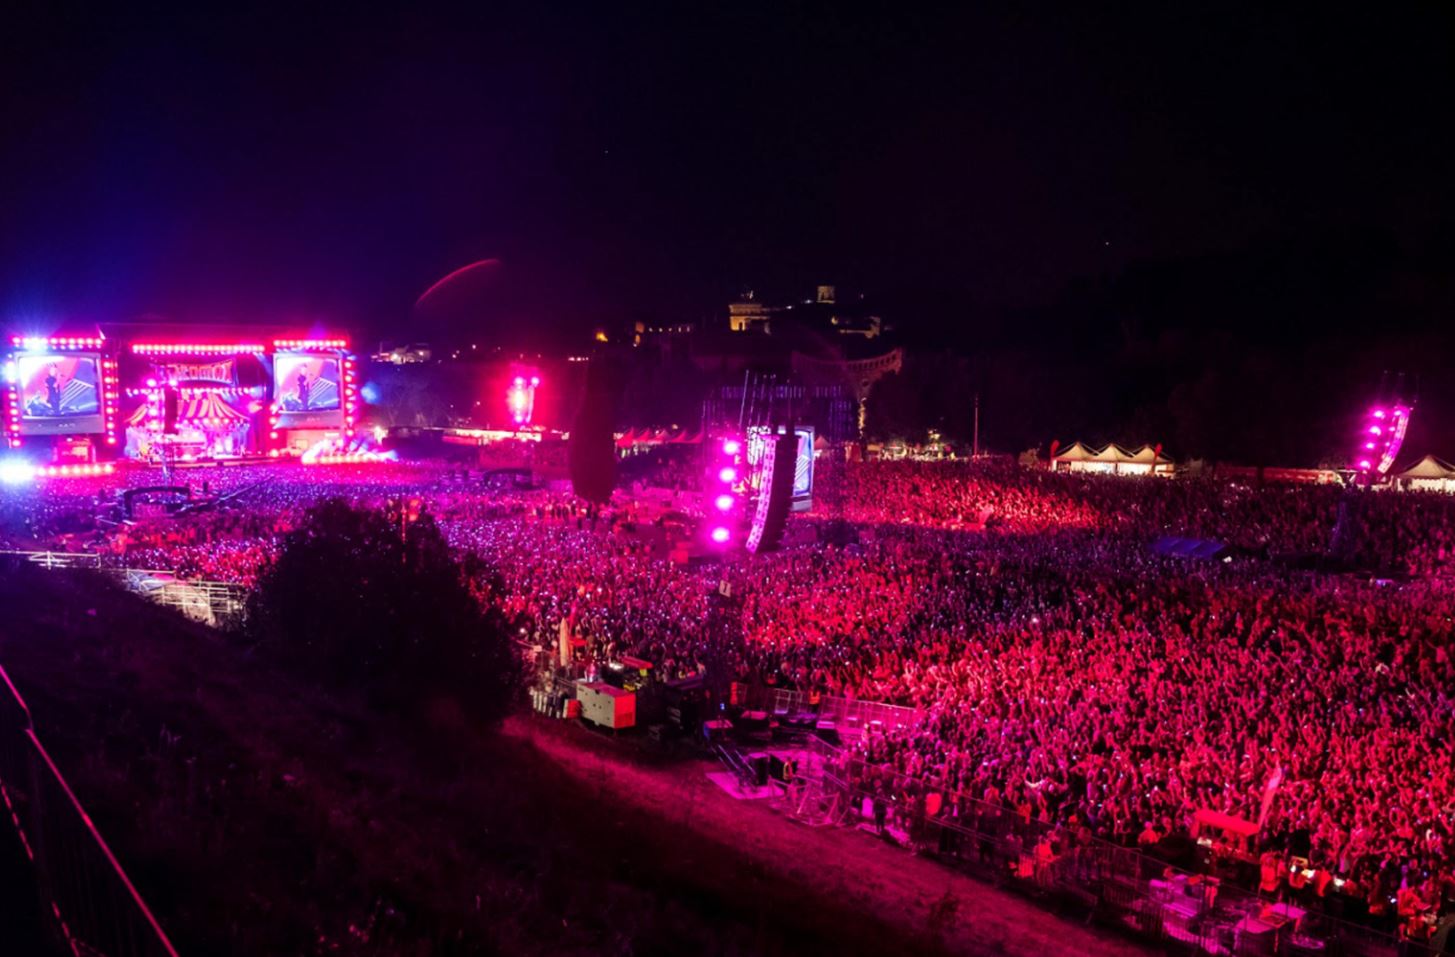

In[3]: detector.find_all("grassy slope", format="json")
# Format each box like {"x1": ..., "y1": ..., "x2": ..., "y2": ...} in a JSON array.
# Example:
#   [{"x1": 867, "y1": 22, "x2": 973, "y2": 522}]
[{"x1": 0, "y1": 563, "x2": 943, "y2": 956}]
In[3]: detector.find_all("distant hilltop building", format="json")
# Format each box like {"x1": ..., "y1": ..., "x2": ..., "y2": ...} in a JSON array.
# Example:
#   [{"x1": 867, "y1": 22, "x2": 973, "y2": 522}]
[
  {"x1": 374, "y1": 343, "x2": 432, "y2": 364},
  {"x1": 632, "y1": 321, "x2": 696, "y2": 351},
  {"x1": 728, "y1": 291, "x2": 775, "y2": 333},
  {"x1": 727, "y1": 285, "x2": 884, "y2": 339}
]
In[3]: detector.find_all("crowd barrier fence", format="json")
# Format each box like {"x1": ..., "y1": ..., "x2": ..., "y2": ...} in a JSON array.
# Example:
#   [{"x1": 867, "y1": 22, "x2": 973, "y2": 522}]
[
  {"x1": 1, "y1": 551, "x2": 247, "y2": 628},
  {"x1": 743, "y1": 686, "x2": 922, "y2": 734},
  {"x1": 0, "y1": 665, "x2": 180, "y2": 957}
]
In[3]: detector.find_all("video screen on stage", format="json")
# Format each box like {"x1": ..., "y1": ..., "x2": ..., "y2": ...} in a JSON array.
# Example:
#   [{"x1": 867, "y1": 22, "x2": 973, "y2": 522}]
[
  {"x1": 15, "y1": 353, "x2": 105, "y2": 435},
  {"x1": 272, "y1": 353, "x2": 343, "y2": 428},
  {"x1": 792, "y1": 427, "x2": 814, "y2": 504},
  {"x1": 745, "y1": 426, "x2": 815, "y2": 507}
]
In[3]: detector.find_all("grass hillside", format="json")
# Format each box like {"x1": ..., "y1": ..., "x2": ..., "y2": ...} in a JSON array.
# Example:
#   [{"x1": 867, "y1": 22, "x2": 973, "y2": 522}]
[{"x1": 0, "y1": 561, "x2": 928, "y2": 956}]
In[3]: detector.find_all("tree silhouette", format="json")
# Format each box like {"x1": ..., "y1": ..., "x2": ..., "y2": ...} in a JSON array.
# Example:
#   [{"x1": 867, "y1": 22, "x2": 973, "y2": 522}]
[{"x1": 246, "y1": 498, "x2": 522, "y2": 726}]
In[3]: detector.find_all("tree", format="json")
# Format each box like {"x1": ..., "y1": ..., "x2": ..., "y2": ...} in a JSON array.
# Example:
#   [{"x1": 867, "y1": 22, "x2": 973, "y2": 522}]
[{"x1": 245, "y1": 498, "x2": 522, "y2": 726}]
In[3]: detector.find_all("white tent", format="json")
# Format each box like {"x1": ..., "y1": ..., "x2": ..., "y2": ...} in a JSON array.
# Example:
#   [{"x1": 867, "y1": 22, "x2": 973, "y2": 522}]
[
  {"x1": 1091, "y1": 444, "x2": 1135, "y2": 463},
  {"x1": 1395, "y1": 455, "x2": 1455, "y2": 493},
  {"x1": 1125, "y1": 445, "x2": 1176, "y2": 477},
  {"x1": 1053, "y1": 442, "x2": 1173, "y2": 476},
  {"x1": 1050, "y1": 442, "x2": 1098, "y2": 472}
]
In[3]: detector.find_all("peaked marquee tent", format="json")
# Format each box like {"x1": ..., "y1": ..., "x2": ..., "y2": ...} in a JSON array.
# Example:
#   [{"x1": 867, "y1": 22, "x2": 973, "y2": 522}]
[
  {"x1": 1394, "y1": 455, "x2": 1455, "y2": 493},
  {"x1": 1052, "y1": 442, "x2": 1174, "y2": 476},
  {"x1": 1049, "y1": 442, "x2": 1098, "y2": 471}
]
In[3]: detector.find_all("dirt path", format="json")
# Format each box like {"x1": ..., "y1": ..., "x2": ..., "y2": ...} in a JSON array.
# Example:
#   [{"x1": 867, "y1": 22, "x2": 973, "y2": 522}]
[{"x1": 509, "y1": 716, "x2": 1152, "y2": 957}]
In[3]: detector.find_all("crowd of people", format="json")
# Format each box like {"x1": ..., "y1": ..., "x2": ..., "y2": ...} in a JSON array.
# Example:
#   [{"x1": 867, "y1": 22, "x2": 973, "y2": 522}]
[
  {"x1": 5, "y1": 455, "x2": 1455, "y2": 939},
  {"x1": 827, "y1": 460, "x2": 1455, "y2": 577}
]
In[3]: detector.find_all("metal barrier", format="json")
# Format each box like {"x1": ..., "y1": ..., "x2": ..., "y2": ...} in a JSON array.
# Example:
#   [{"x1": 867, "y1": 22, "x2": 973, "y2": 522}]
[
  {"x1": 745, "y1": 686, "x2": 921, "y2": 735},
  {"x1": 815, "y1": 695, "x2": 920, "y2": 735},
  {"x1": 0, "y1": 550, "x2": 104, "y2": 570},
  {"x1": 799, "y1": 736, "x2": 1440, "y2": 957},
  {"x1": 0, "y1": 664, "x2": 180, "y2": 957},
  {"x1": 117, "y1": 571, "x2": 247, "y2": 629},
  {"x1": 0, "y1": 552, "x2": 247, "y2": 629}
]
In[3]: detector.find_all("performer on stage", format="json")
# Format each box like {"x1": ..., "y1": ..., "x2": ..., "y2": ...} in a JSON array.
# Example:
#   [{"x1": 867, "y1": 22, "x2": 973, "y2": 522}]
[{"x1": 45, "y1": 364, "x2": 63, "y2": 415}]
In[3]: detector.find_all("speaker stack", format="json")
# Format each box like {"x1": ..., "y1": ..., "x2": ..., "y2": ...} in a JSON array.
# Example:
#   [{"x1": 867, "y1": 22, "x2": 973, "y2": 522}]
[
  {"x1": 746, "y1": 431, "x2": 796, "y2": 554},
  {"x1": 568, "y1": 359, "x2": 621, "y2": 504}
]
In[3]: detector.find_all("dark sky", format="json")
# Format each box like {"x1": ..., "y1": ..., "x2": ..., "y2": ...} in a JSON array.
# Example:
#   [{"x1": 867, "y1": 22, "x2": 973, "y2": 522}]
[{"x1": 1, "y1": 4, "x2": 1451, "y2": 344}]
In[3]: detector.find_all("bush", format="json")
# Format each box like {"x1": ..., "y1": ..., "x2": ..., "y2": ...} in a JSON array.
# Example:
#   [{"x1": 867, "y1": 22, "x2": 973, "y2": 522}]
[{"x1": 245, "y1": 498, "x2": 522, "y2": 725}]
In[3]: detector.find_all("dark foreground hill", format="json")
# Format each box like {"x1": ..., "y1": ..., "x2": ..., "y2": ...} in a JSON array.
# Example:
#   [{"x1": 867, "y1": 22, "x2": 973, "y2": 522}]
[{"x1": 0, "y1": 561, "x2": 944, "y2": 956}]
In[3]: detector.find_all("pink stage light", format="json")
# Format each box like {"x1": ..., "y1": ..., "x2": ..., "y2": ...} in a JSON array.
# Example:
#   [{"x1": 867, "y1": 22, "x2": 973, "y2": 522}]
[
  {"x1": 718, "y1": 466, "x2": 736, "y2": 483},
  {"x1": 714, "y1": 494, "x2": 734, "y2": 511},
  {"x1": 710, "y1": 526, "x2": 731, "y2": 544},
  {"x1": 722, "y1": 439, "x2": 741, "y2": 456},
  {"x1": 132, "y1": 342, "x2": 264, "y2": 355},
  {"x1": 506, "y1": 374, "x2": 538, "y2": 426},
  {"x1": 1355, "y1": 401, "x2": 1412, "y2": 476},
  {"x1": 12, "y1": 335, "x2": 105, "y2": 351},
  {"x1": 272, "y1": 338, "x2": 348, "y2": 350}
]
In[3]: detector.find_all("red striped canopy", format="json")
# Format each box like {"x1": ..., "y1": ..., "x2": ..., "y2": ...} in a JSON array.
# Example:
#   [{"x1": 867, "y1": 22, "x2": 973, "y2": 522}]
[{"x1": 125, "y1": 391, "x2": 252, "y2": 428}]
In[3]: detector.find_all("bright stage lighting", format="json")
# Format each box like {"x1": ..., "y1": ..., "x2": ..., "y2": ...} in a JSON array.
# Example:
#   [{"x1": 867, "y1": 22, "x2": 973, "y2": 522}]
[
  {"x1": 718, "y1": 466, "x2": 736, "y2": 483},
  {"x1": 714, "y1": 494, "x2": 733, "y2": 511},
  {"x1": 0, "y1": 461, "x2": 34, "y2": 485},
  {"x1": 722, "y1": 439, "x2": 741, "y2": 456},
  {"x1": 506, "y1": 373, "x2": 539, "y2": 426},
  {"x1": 1355, "y1": 401, "x2": 1411, "y2": 477},
  {"x1": 710, "y1": 526, "x2": 731, "y2": 544}
]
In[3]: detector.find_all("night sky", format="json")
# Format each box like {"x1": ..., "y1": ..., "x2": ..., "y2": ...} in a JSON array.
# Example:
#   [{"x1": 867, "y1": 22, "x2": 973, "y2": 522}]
[{"x1": 2, "y1": 5, "x2": 1451, "y2": 349}]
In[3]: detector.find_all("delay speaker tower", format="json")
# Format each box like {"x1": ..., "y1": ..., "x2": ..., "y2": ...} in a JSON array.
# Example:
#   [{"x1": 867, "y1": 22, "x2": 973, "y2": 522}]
[
  {"x1": 746, "y1": 431, "x2": 795, "y2": 554},
  {"x1": 569, "y1": 358, "x2": 621, "y2": 503}
]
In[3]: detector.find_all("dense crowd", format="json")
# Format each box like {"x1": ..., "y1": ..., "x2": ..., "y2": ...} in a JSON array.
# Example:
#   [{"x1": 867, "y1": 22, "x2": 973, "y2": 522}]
[
  {"x1": 828, "y1": 460, "x2": 1455, "y2": 577},
  {"x1": 5, "y1": 456, "x2": 1455, "y2": 937}
]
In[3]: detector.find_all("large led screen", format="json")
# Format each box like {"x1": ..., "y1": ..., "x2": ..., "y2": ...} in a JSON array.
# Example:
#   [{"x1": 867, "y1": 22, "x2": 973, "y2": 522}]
[
  {"x1": 745, "y1": 426, "x2": 815, "y2": 507},
  {"x1": 16, "y1": 353, "x2": 104, "y2": 435},
  {"x1": 272, "y1": 353, "x2": 343, "y2": 428},
  {"x1": 792, "y1": 427, "x2": 815, "y2": 503}
]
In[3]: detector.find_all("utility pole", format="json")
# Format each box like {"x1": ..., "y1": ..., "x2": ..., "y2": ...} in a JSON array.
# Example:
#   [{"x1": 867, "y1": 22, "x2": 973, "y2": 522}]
[{"x1": 972, "y1": 393, "x2": 980, "y2": 458}]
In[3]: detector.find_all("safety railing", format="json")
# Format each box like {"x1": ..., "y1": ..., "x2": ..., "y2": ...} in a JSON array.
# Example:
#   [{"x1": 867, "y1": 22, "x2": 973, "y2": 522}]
[
  {"x1": 744, "y1": 686, "x2": 921, "y2": 735},
  {"x1": 0, "y1": 552, "x2": 247, "y2": 628},
  {"x1": 0, "y1": 664, "x2": 180, "y2": 957},
  {"x1": 0, "y1": 550, "x2": 104, "y2": 569},
  {"x1": 118, "y1": 572, "x2": 247, "y2": 628}
]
